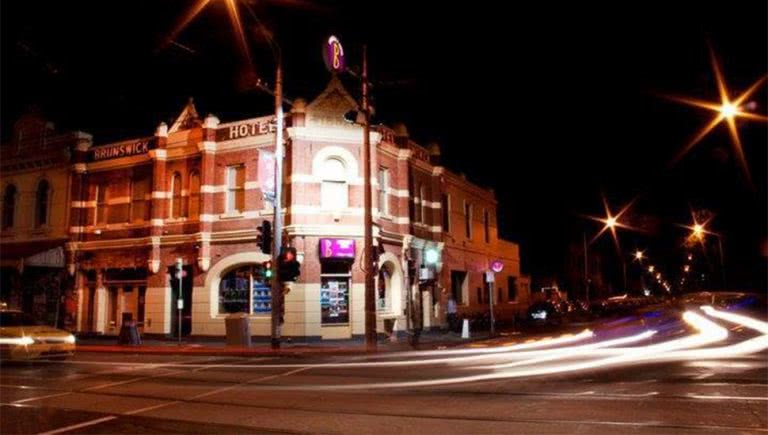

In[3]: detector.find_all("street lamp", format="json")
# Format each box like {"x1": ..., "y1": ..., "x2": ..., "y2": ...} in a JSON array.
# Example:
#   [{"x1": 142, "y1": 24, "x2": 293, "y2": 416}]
[{"x1": 634, "y1": 250, "x2": 644, "y2": 261}]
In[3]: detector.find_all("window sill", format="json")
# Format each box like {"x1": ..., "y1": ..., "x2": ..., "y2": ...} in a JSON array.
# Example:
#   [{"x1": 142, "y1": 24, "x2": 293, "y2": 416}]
[
  {"x1": 378, "y1": 214, "x2": 393, "y2": 221},
  {"x1": 29, "y1": 227, "x2": 51, "y2": 236},
  {"x1": 219, "y1": 212, "x2": 245, "y2": 220}
]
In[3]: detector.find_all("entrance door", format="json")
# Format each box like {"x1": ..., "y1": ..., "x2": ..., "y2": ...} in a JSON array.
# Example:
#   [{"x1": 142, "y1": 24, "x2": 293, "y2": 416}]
[{"x1": 169, "y1": 266, "x2": 193, "y2": 337}]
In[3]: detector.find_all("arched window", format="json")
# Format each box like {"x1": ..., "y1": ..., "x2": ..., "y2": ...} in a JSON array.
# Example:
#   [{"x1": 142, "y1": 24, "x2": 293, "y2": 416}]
[
  {"x1": 320, "y1": 158, "x2": 348, "y2": 210},
  {"x1": 35, "y1": 180, "x2": 50, "y2": 228},
  {"x1": 188, "y1": 171, "x2": 200, "y2": 220},
  {"x1": 378, "y1": 263, "x2": 392, "y2": 311},
  {"x1": 2, "y1": 185, "x2": 17, "y2": 230},
  {"x1": 218, "y1": 264, "x2": 271, "y2": 314},
  {"x1": 170, "y1": 172, "x2": 182, "y2": 219}
]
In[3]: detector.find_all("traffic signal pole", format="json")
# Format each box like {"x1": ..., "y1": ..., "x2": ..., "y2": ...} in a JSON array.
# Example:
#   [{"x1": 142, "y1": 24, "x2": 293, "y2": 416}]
[
  {"x1": 362, "y1": 46, "x2": 377, "y2": 351},
  {"x1": 270, "y1": 58, "x2": 284, "y2": 350}
]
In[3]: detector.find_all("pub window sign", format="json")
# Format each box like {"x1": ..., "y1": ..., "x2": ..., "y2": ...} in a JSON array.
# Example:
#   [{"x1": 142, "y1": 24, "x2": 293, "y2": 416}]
[{"x1": 320, "y1": 238, "x2": 355, "y2": 259}]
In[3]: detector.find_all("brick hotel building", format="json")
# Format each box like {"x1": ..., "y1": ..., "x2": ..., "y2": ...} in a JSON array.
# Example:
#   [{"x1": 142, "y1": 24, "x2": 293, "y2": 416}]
[{"x1": 3, "y1": 76, "x2": 530, "y2": 340}]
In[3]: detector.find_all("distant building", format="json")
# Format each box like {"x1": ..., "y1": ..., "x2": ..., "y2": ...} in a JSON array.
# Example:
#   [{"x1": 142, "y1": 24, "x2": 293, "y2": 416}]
[
  {"x1": 0, "y1": 110, "x2": 92, "y2": 328},
  {"x1": 60, "y1": 76, "x2": 528, "y2": 339}
]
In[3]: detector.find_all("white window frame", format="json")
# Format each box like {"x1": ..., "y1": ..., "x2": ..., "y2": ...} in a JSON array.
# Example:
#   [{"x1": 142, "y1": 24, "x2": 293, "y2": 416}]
[
  {"x1": 320, "y1": 158, "x2": 348, "y2": 211},
  {"x1": 378, "y1": 167, "x2": 389, "y2": 216},
  {"x1": 226, "y1": 165, "x2": 245, "y2": 214}
]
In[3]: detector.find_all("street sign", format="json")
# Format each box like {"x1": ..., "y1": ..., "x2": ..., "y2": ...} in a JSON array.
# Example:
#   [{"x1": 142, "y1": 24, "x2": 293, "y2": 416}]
[
  {"x1": 323, "y1": 35, "x2": 346, "y2": 73},
  {"x1": 490, "y1": 260, "x2": 504, "y2": 273},
  {"x1": 485, "y1": 271, "x2": 495, "y2": 283},
  {"x1": 258, "y1": 150, "x2": 276, "y2": 203}
]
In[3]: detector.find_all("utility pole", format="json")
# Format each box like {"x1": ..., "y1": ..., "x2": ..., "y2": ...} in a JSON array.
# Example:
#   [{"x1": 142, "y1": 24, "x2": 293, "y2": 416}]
[
  {"x1": 362, "y1": 45, "x2": 377, "y2": 351},
  {"x1": 270, "y1": 58, "x2": 285, "y2": 350},
  {"x1": 583, "y1": 231, "x2": 590, "y2": 304}
]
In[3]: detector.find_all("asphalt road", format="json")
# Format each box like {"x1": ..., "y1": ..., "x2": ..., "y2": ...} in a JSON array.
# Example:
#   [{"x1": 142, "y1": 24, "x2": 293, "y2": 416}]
[{"x1": 2, "y1": 308, "x2": 767, "y2": 434}]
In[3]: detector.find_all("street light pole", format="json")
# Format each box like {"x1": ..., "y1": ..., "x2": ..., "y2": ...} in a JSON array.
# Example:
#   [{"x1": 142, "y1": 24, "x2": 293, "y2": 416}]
[
  {"x1": 270, "y1": 57, "x2": 284, "y2": 350},
  {"x1": 583, "y1": 231, "x2": 590, "y2": 304},
  {"x1": 362, "y1": 45, "x2": 377, "y2": 351}
]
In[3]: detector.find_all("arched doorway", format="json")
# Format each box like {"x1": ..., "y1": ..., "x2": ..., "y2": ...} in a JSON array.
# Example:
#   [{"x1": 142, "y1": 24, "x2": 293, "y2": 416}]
[{"x1": 376, "y1": 252, "x2": 403, "y2": 317}]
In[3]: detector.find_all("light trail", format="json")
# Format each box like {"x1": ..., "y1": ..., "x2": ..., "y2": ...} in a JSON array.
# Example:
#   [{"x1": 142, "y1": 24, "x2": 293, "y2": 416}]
[{"x1": 36, "y1": 308, "x2": 767, "y2": 391}]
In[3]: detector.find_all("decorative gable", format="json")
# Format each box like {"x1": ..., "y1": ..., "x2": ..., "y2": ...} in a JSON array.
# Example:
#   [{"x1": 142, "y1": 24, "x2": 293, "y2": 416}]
[
  {"x1": 169, "y1": 98, "x2": 202, "y2": 133},
  {"x1": 305, "y1": 74, "x2": 359, "y2": 127}
]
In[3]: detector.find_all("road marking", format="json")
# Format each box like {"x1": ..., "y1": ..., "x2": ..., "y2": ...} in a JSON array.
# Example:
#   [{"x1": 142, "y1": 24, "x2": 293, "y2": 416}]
[
  {"x1": 12, "y1": 392, "x2": 72, "y2": 404},
  {"x1": 36, "y1": 416, "x2": 116, "y2": 435},
  {"x1": 688, "y1": 394, "x2": 768, "y2": 402},
  {"x1": 123, "y1": 366, "x2": 310, "y2": 416}
]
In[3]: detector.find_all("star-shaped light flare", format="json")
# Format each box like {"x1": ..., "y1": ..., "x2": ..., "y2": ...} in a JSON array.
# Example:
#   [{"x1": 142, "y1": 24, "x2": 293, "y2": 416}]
[{"x1": 664, "y1": 47, "x2": 767, "y2": 184}]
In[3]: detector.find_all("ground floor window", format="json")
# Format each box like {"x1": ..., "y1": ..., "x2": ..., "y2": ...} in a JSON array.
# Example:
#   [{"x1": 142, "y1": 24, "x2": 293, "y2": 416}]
[
  {"x1": 219, "y1": 264, "x2": 271, "y2": 314},
  {"x1": 321, "y1": 261, "x2": 350, "y2": 324},
  {"x1": 450, "y1": 270, "x2": 467, "y2": 305},
  {"x1": 377, "y1": 264, "x2": 391, "y2": 311},
  {"x1": 507, "y1": 276, "x2": 518, "y2": 302}
]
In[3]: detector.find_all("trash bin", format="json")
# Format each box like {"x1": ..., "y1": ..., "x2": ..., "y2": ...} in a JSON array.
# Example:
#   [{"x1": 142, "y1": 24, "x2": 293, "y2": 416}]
[
  {"x1": 118, "y1": 320, "x2": 141, "y2": 345},
  {"x1": 225, "y1": 312, "x2": 251, "y2": 347}
]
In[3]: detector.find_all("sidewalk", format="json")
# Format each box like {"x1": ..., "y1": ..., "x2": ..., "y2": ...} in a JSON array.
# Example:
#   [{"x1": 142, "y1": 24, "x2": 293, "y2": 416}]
[{"x1": 75, "y1": 329, "x2": 500, "y2": 357}]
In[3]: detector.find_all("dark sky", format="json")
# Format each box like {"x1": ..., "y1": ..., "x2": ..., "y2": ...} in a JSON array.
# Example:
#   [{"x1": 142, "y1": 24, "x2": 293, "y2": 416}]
[{"x1": 2, "y1": 1, "x2": 767, "y2": 290}]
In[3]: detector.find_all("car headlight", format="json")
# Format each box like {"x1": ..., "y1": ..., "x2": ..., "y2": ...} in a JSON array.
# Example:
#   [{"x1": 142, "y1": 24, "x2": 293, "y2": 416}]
[
  {"x1": 64, "y1": 335, "x2": 76, "y2": 344},
  {"x1": 0, "y1": 336, "x2": 34, "y2": 345}
]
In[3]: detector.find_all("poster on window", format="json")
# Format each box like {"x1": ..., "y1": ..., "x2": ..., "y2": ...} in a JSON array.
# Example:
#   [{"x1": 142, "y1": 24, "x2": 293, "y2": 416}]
[
  {"x1": 252, "y1": 281, "x2": 272, "y2": 314},
  {"x1": 321, "y1": 277, "x2": 349, "y2": 324}
]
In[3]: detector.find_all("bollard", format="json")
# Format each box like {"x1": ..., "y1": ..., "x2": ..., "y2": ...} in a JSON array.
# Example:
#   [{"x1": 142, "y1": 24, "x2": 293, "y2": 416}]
[{"x1": 461, "y1": 318, "x2": 470, "y2": 339}]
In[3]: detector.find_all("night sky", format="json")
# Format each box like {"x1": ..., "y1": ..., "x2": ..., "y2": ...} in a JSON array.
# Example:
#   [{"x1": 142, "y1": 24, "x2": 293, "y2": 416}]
[{"x1": 2, "y1": 1, "x2": 766, "y2": 291}]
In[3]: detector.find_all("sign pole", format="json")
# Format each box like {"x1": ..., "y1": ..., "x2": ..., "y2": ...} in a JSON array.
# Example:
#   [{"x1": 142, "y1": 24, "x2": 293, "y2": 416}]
[
  {"x1": 362, "y1": 45, "x2": 377, "y2": 351},
  {"x1": 271, "y1": 57, "x2": 284, "y2": 350}
]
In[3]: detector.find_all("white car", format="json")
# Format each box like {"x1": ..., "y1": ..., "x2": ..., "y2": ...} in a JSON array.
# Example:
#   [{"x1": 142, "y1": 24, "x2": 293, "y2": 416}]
[{"x1": 0, "y1": 310, "x2": 76, "y2": 361}]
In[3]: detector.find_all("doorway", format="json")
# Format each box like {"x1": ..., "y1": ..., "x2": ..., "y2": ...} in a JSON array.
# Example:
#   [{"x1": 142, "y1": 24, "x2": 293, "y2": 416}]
[{"x1": 169, "y1": 265, "x2": 193, "y2": 337}]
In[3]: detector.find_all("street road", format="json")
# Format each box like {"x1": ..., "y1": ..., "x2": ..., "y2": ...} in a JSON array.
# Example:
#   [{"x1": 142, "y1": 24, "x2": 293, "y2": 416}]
[{"x1": 2, "y1": 306, "x2": 766, "y2": 434}]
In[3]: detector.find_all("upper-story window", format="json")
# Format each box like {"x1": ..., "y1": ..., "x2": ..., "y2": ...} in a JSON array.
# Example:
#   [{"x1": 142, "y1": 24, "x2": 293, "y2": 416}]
[
  {"x1": 377, "y1": 167, "x2": 389, "y2": 216},
  {"x1": 188, "y1": 171, "x2": 200, "y2": 220},
  {"x1": 464, "y1": 201, "x2": 472, "y2": 239},
  {"x1": 131, "y1": 176, "x2": 150, "y2": 222},
  {"x1": 483, "y1": 209, "x2": 490, "y2": 243},
  {"x1": 35, "y1": 180, "x2": 50, "y2": 228},
  {"x1": 226, "y1": 165, "x2": 245, "y2": 214},
  {"x1": 420, "y1": 185, "x2": 428, "y2": 225},
  {"x1": 170, "y1": 172, "x2": 183, "y2": 219},
  {"x1": 414, "y1": 184, "x2": 423, "y2": 223},
  {"x1": 441, "y1": 194, "x2": 450, "y2": 233},
  {"x1": 2, "y1": 185, "x2": 17, "y2": 230},
  {"x1": 320, "y1": 158, "x2": 348, "y2": 210},
  {"x1": 96, "y1": 184, "x2": 108, "y2": 225}
]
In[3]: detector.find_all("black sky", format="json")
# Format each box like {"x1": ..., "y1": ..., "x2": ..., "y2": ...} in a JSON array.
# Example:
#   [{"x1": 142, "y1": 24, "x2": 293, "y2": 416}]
[{"x1": 2, "y1": 1, "x2": 767, "y2": 290}]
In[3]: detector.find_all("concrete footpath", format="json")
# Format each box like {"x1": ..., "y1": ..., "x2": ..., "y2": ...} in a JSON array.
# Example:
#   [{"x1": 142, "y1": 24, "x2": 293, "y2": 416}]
[{"x1": 74, "y1": 328, "x2": 511, "y2": 357}]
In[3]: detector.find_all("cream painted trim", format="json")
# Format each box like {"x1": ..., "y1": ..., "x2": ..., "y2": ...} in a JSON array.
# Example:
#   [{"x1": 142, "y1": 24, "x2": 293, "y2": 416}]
[
  {"x1": 387, "y1": 188, "x2": 410, "y2": 198},
  {"x1": 151, "y1": 191, "x2": 170, "y2": 199},
  {"x1": 151, "y1": 219, "x2": 164, "y2": 226},
  {"x1": 148, "y1": 149, "x2": 167, "y2": 160},
  {"x1": 87, "y1": 154, "x2": 152, "y2": 172},
  {"x1": 432, "y1": 166, "x2": 445, "y2": 176},
  {"x1": 312, "y1": 145, "x2": 359, "y2": 181},
  {"x1": 198, "y1": 141, "x2": 217, "y2": 153},
  {"x1": 71, "y1": 200, "x2": 96, "y2": 208},
  {"x1": 204, "y1": 251, "x2": 272, "y2": 319},
  {"x1": 288, "y1": 126, "x2": 382, "y2": 145},
  {"x1": 397, "y1": 149, "x2": 413, "y2": 160},
  {"x1": 72, "y1": 163, "x2": 87, "y2": 173},
  {"x1": 244, "y1": 181, "x2": 259, "y2": 190},
  {"x1": 284, "y1": 224, "x2": 364, "y2": 238},
  {"x1": 200, "y1": 185, "x2": 226, "y2": 193},
  {"x1": 106, "y1": 196, "x2": 131, "y2": 205}
]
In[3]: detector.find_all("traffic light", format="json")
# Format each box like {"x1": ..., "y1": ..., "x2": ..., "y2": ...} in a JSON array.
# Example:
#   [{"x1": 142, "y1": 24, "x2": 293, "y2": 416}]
[
  {"x1": 278, "y1": 247, "x2": 301, "y2": 282},
  {"x1": 262, "y1": 261, "x2": 273, "y2": 279},
  {"x1": 257, "y1": 220, "x2": 272, "y2": 254}
]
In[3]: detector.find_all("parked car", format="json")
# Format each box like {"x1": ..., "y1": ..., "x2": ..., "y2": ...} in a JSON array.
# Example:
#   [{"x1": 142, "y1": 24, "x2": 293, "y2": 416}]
[
  {"x1": 526, "y1": 301, "x2": 565, "y2": 325},
  {"x1": 0, "y1": 309, "x2": 76, "y2": 361}
]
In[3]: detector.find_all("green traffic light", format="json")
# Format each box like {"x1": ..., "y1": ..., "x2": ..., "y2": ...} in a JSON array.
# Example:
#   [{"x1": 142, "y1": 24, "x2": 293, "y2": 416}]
[{"x1": 265, "y1": 269, "x2": 273, "y2": 278}]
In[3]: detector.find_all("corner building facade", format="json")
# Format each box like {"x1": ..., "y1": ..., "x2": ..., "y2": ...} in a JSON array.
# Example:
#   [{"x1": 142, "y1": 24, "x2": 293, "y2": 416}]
[{"x1": 67, "y1": 77, "x2": 529, "y2": 340}]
